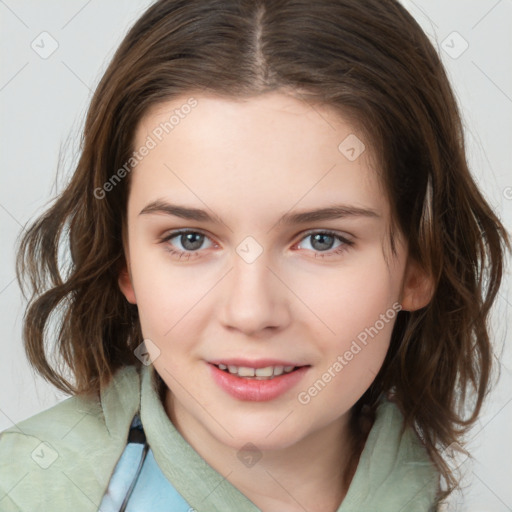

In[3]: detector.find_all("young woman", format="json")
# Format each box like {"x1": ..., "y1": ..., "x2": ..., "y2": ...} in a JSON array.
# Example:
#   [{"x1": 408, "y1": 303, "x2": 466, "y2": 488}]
[{"x1": 1, "y1": 1, "x2": 508, "y2": 510}]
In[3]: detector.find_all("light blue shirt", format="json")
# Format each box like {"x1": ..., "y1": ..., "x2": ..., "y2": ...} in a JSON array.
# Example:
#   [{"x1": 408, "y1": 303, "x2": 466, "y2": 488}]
[{"x1": 99, "y1": 415, "x2": 193, "y2": 511}]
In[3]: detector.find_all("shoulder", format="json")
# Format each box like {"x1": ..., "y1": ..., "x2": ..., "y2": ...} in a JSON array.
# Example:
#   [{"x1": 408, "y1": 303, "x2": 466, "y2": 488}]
[
  {"x1": 377, "y1": 398, "x2": 440, "y2": 486},
  {"x1": 373, "y1": 398, "x2": 440, "y2": 483},
  {"x1": 0, "y1": 365, "x2": 141, "y2": 511},
  {"x1": 1, "y1": 391, "x2": 101, "y2": 444},
  {"x1": 340, "y1": 398, "x2": 440, "y2": 512}
]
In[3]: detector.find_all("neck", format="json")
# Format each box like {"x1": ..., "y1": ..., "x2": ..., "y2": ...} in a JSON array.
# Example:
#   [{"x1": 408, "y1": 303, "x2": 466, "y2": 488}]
[{"x1": 165, "y1": 389, "x2": 357, "y2": 512}]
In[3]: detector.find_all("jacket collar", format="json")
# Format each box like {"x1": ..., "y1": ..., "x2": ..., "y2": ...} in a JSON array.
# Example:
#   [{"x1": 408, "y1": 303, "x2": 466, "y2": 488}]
[
  {"x1": 134, "y1": 364, "x2": 439, "y2": 511},
  {"x1": 139, "y1": 363, "x2": 260, "y2": 511}
]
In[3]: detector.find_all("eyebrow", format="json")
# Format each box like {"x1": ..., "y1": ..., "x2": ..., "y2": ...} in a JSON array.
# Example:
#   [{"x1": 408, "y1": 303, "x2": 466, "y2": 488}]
[{"x1": 138, "y1": 199, "x2": 380, "y2": 226}]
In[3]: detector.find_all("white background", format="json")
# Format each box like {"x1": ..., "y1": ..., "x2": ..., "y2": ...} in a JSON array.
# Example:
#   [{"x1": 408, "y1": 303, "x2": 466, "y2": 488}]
[{"x1": 0, "y1": 1, "x2": 511, "y2": 510}]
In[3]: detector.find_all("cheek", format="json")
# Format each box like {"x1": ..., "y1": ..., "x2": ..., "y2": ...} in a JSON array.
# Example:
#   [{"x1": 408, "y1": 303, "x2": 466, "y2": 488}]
[
  {"x1": 127, "y1": 247, "x2": 177, "y2": 334},
  {"x1": 294, "y1": 252, "x2": 400, "y2": 343},
  {"x1": 293, "y1": 254, "x2": 399, "y2": 398},
  {"x1": 129, "y1": 247, "x2": 216, "y2": 344}
]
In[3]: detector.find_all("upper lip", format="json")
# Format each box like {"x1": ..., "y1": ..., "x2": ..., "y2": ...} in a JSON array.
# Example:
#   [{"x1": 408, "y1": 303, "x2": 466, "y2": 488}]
[{"x1": 208, "y1": 358, "x2": 309, "y2": 369}]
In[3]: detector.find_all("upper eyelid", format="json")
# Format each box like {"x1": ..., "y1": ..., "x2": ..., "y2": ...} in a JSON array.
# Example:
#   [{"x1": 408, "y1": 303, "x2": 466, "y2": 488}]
[
  {"x1": 161, "y1": 228, "x2": 216, "y2": 244},
  {"x1": 297, "y1": 228, "x2": 353, "y2": 241}
]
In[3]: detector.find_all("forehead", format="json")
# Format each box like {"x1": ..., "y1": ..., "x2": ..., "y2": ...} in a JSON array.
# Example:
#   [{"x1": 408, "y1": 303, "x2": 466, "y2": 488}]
[
  {"x1": 129, "y1": 92, "x2": 388, "y2": 222},
  {"x1": 136, "y1": 91, "x2": 369, "y2": 158}
]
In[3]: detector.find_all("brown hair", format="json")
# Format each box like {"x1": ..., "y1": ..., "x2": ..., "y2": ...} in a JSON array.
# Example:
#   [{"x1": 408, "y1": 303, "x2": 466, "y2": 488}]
[{"x1": 16, "y1": 0, "x2": 510, "y2": 502}]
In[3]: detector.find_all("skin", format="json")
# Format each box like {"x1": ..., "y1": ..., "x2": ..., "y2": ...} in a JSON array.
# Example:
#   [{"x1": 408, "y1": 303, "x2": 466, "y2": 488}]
[{"x1": 118, "y1": 91, "x2": 433, "y2": 512}]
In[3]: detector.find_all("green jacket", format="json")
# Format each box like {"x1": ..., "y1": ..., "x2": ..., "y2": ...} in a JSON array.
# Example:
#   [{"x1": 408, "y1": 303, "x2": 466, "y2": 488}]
[{"x1": 0, "y1": 364, "x2": 439, "y2": 511}]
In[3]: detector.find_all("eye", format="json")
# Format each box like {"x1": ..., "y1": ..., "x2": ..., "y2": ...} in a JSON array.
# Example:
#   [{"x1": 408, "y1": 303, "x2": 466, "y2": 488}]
[
  {"x1": 160, "y1": 230, "x2": 215, "y2": 259},
  {"x1": 159, "y1": 229, "x2": 354, "y2": 261},
  {"x1": 295, "y1": 230, "x2": 354, "y2": 257}
]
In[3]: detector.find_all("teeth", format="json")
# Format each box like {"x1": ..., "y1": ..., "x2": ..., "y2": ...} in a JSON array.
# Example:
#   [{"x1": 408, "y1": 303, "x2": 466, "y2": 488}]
[
  {"x1": 238, "y1": 367, "x2": 255, "y2": 377},
  {"x1": 218, "y1": 364, "x2": 297, "y2": 379},
  {"x1": 255, "y1": 367, "x2": 273, "y2": 377},
  {"x1": 273, "y1": 366, "x2": 284, "y2": 376}
]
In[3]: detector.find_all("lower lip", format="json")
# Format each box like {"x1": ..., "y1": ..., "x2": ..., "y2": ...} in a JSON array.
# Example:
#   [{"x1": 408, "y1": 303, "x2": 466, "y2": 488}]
[{"x1": 208, "y1": 363, "x2": 310, "y2": 401}]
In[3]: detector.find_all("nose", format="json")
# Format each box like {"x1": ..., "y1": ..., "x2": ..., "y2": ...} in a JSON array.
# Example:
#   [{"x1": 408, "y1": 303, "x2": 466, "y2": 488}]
[{"x1": 219, "y1": 249, "x2": 291, "y2": 336}]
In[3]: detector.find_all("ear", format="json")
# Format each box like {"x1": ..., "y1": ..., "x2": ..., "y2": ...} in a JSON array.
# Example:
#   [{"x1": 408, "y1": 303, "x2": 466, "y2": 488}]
[
  {"x1": 399, "y1": 256, "x2": 434, "y2": 312},
  {"x1": 118, "y1": 261, "x2": 137, "y2": 304}
]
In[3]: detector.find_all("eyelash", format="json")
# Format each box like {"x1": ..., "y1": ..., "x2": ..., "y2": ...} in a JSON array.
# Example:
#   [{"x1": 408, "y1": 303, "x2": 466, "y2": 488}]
[{"x1": 159, "y1": 229, "x2": 354, "y2": 260}]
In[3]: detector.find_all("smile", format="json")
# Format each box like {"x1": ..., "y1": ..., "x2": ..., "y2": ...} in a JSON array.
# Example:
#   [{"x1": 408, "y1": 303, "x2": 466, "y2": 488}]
[
  {"x1": 208, "y1": 362, "x2": 311, "y2": 401},
  {"x1": 214, "y1": 363, "x2": 300, "y2": 379}
]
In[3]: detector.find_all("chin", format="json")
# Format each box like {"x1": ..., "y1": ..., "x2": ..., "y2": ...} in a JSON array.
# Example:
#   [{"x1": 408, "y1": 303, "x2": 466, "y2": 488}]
[{"x1": 212, "y1": 419, "x2": 304, "y2": 451}]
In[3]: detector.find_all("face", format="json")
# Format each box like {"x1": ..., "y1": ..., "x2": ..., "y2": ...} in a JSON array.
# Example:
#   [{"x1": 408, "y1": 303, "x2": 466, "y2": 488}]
[{"x1": 119, "y1": 91, "x2": 430, "y2": 453}]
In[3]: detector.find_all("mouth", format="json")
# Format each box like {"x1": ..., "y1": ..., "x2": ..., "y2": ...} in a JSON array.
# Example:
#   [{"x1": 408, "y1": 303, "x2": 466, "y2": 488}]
[
  {"x1": 209, "y1": 362, "x2": 310, "y2": 380},
  {"x1": 208, "y1": 361, "x2": 311, "y2": 401}
]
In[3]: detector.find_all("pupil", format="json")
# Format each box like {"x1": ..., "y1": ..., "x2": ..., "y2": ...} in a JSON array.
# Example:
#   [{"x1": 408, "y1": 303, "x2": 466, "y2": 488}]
[{"x1": 311, "y1": 233, "x2": 333, "y2": 251}]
